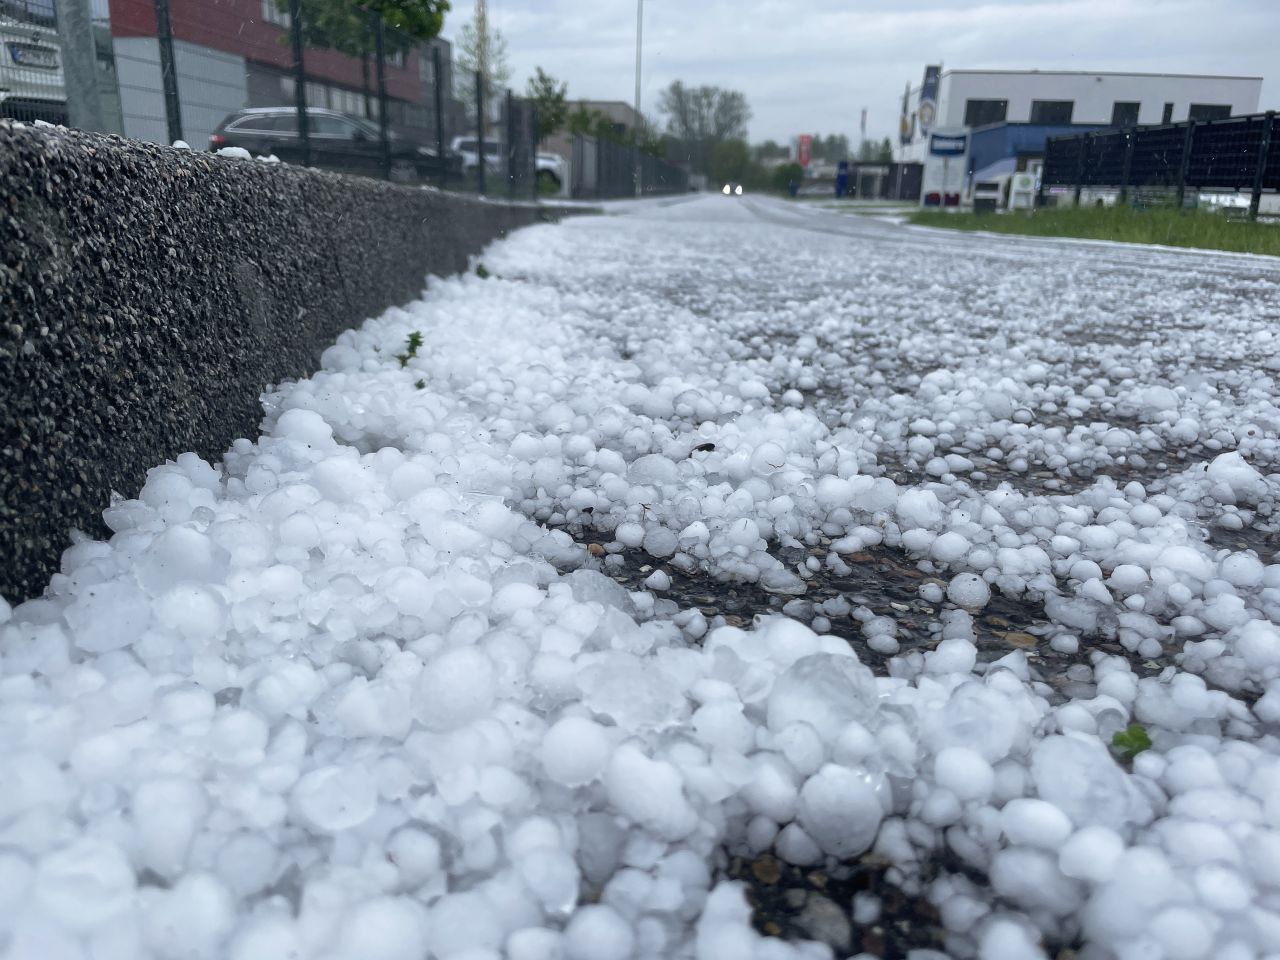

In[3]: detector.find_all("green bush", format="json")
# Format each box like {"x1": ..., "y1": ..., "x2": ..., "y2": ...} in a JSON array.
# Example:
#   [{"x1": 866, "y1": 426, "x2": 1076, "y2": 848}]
[{"x1": 771, "y1": 162, "x2": 804, "y2": 195}]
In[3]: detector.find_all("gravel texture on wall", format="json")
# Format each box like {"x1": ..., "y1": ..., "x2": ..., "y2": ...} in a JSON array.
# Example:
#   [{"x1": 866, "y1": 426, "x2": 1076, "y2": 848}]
[{"x1": 0, "y1": 121, "x2": 566, "y2": 601}]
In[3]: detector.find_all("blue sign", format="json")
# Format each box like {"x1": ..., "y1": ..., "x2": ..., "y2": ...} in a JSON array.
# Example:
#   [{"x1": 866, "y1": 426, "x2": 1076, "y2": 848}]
[{"x1": 929, "y1": 133, "x2": 967, "y2": 156}]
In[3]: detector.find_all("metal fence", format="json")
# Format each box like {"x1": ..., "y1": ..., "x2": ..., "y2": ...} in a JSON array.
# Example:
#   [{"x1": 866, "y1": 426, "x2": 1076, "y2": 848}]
[
  {"x1": 2, "y1": 0, "x2": 540, "y2": 195},
  {"x1": 1042, "y1": 110, "x2": 1279, "y2": 218},
  {"x1": 569, "y1": 132, "x2": 689, "y2": 199}
]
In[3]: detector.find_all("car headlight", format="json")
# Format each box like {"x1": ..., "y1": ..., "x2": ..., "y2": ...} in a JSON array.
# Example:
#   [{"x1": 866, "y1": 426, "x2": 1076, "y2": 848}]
[
  {"x1": 722, "y1": 184, "x2": 731, "y2": 195},
  {"x1": 735, "y1": 185, "x2": 743, "y2": 195}
]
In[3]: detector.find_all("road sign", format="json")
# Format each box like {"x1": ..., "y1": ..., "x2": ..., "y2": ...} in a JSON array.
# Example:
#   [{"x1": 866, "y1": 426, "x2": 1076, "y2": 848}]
[{"x1": 929, "y1": 132, "x2": 967, "y2": 156}]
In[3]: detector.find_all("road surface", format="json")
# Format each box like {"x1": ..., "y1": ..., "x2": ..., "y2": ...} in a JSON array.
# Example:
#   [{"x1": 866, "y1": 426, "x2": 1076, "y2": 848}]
[{"x1": 3, "y1": 194, "x2": 1279, "y2": 960}]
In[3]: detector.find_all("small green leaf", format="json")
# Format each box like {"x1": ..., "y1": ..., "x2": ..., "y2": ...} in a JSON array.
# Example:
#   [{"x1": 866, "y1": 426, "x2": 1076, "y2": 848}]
[
  {"x1": 475, "y1": 263, "x2": 491, "y2": 279},
  {"x1": 415, "y1": 379, "x2": 425, "y2": 390},
  {"x1": 395, "y1": 332, "x2": 424, "y2": 369},
  {"x1": 1112, "y1": 723, "x2": 1152, "y2": 760}
]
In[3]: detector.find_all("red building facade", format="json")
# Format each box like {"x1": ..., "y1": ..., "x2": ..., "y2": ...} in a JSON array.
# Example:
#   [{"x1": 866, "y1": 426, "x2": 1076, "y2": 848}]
[{"x1": 106, "y1": 0, "x2": 433, "y2": 145}]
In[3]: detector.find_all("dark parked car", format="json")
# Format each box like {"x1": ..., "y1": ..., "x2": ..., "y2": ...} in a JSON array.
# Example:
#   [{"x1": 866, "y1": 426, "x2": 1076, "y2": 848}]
[{"x1": 209, "y1": 107, "x2": 463, "y2": 183}]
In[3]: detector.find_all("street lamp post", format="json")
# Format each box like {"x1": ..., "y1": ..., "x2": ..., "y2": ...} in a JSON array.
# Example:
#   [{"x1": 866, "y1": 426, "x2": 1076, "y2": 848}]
[{"x1": 633, "y1": 0, "x2": 644, "y2": 198}]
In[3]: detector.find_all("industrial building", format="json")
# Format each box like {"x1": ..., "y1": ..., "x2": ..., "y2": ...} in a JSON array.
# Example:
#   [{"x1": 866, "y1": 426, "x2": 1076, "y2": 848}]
[{"x1": 899, "y1": 68, "x2": 1264, "y2": 194}]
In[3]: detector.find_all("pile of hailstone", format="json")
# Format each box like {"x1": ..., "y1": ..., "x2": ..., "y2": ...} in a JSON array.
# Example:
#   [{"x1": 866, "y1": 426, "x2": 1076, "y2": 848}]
[{"x1": 4, "y1": 203, "x2": 1280, "y2": 960}]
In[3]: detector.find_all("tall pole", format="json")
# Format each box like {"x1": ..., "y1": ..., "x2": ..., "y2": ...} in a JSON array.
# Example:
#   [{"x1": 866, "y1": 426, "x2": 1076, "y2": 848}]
[
  {"x1": 153, "y1": 0, "x2": 182, "y2": 143},
  {"x1": 373, "y1": 13, "x2": 391, "y2": 180},
  {"x1": 288, "y1": 0, "x2": 309, "y2": 167},
  {"x1": 433, "y1": 45, "x2": 447, "y2": 189},
  {"x1": 633, "y1": 0, "x2": 643, "y2": 198},
  {"x1": 476, "y1": 71, "x2": 486, "y2": 195}
]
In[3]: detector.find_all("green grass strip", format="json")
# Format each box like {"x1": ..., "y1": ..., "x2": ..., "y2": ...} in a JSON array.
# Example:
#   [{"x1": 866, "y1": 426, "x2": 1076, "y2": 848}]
[{"x1": 907, "y1": 205, "x2": 1280, "y2": 257}]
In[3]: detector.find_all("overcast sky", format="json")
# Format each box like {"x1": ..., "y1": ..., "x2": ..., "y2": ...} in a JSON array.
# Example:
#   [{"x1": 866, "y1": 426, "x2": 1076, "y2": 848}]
[{"x1": 443, "y1": 0, "x2": 1277, "y2": 146}]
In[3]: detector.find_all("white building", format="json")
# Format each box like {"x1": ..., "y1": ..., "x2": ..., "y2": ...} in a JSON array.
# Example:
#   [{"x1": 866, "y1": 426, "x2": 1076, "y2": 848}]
[{"x1": 901, "y1": 69, "x2": 1263, "y2": 165}]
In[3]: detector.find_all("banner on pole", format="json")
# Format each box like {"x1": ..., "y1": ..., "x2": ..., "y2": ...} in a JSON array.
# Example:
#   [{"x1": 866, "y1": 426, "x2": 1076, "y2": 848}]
[{"x1": 918, "y1": 65, "x2": 941, "y2": 136}]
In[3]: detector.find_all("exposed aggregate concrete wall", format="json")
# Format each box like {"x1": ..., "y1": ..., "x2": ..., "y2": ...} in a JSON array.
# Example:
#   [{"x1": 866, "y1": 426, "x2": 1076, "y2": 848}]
[{"x1": 1, "y1": 122, "x2": 565, "y2": 600}]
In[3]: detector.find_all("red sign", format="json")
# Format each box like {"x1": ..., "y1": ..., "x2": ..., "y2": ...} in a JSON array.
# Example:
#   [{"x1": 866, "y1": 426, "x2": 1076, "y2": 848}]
[{"x1": 798, "y1": 134, "x2": 813, "y2": 168}]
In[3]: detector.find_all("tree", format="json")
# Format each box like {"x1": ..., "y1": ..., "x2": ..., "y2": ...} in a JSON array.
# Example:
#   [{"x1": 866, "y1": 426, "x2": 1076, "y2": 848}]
[
  {"x1": 527, "y1": 67, "x2": 567, "y2": 143},
  {"x1": 273, "y1": 0, "x2": 448, "y2": 117},
  {"x1": 361, "y1": 0, "x2": 448, "y2": 39},
  {"x1": 770, "y1": 161, "x2": 803, "y2": 194},
  {"x1": 753, "y1": 139, "x2": 789, "y2": 162},
  {"x1": 456, "y1": 3, "x2": 510, "y2": 122},
  {"x1": 710, "y1": 138, "x2": 749, "y2": 184},
  {"x1": 657, "y1": 81, "x2": 751, "y2": 176},
  {"x1": 822, "y1": 133, "x2": 850, "y2": 161},
  {"x1": 856, "y1": 137, "x2": 894, "y2": 163},
  {"x1": 635, "y1": 112, "x2": 667, "y2": 156},
  {"x1": 566, "y1": 101, "x2": 596, "y2": 138}
]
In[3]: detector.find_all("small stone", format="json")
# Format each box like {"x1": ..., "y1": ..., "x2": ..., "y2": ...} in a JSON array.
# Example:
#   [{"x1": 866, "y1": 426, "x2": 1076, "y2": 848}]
[
  {"x1": 587, "y1": 543, "x2": 605, "y2": 556},
  {"x1": 794, "y1": 892, "x2": 852, "y2": 953},
  {"x1": 750, "y1": 856, "x2": 781, "y2": 885},
  {"x1": 995, "y1": 630, "x2": 1039, "y2": 648}
]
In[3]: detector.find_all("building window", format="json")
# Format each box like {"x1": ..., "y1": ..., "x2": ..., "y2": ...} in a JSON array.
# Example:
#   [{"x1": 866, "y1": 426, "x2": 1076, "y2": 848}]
[
  {"x1": 1188, "y1": 103, "x2": 1231, "y2": 122},
  {"x1": 1029, "y1": 100, "x2": 1074, "y2": 124},
  {"x1": 385, "y1": 50, "x2": 404, "y2": 69},
  {"x1": 1110, "y1": 101, "x2": 1140, "y2": 128},
  {"x1": 963, "y1": 99, "x2": 1007, "y2": 127},
  {"x1": 261, "y1": 0, "x2": 290, "y2": 28},
  {"x1": 1161, "y1": 102, "x2": 1174, "y2": 124}
]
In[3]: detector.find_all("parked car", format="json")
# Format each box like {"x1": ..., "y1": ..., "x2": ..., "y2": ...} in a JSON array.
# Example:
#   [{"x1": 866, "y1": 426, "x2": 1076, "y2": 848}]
[
  {"x1": 450, "y1": 135, "x2": 502, "y2": 177},
  {"x1": 536, "y1": 152, "x2": 565, "y2": 192},
  {"x1": 210, "y1": 107, "x2": 462, "y2": 182},
  {"x1": 0, "y1": 15, "x2": 67, "y2": 124}
]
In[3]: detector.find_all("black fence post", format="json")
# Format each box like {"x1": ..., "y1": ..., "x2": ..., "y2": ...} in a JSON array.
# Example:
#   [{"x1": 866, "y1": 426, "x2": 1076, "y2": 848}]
[
  {"x1": 529, "y1": 103, "x2": 539, "y2": 200},
  {"x1": 1118, "y1": 130, "x2": 1135, "y2": 207},
  {"x1": 1250, "y1": 111, "x2": 1275, "y2": 221},
  {"x1": 433, "y1": 45, "x2": 447, "y2": 189},
  {"x1": 372, "y1": 14, "x2": 391, "y2": 180},
  {"x1": 1174, "y1": 120, "x2": 1195, "y2": 209},
  {"x1": 1073, "y1": 134, "x2": 1089, "y2": 207},
  {"x1": 506, "y1": 89, "x2": 515, "y2": 198},
  {"x1": 153, "y1": 0, "x2": 182, "y2": 143},
  {"x1": 475, "y1": 72, "x2": 486, "y2": 195},
  {"x1": 288, "y1": 0, "x2": 309, "y2": 167}
]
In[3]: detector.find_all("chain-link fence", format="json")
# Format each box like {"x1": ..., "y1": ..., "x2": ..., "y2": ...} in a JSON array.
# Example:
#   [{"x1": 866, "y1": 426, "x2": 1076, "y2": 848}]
[{"x1": 2, "y1": 0, "x2": 542, "y2": 195}]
